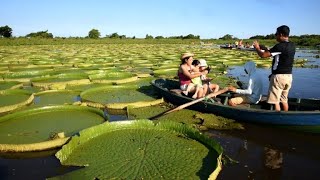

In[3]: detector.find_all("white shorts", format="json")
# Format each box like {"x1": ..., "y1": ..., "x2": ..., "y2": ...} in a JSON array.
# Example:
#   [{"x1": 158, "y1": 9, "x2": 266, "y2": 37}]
[{"x1": 180, "y1": 84, "x2": 188, "y2": 91}]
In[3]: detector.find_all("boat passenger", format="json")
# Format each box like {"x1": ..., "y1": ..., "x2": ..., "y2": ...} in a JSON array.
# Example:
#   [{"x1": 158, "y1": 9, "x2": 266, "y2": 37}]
[
  {"x1": 178, "y1": 53, "x2": 206, "y2": 99},
  {"x1": 228, "y1": 61, "x2": 263, "y2": 106},
  {"x1": 182, "y1": 60, "x2": 203, "y2": 99},
  {"x1": 198, "y1": 59, "x2": 219, "y2": 94},
  {"x1": 253, "y1": 25, "x2": 295, "y2": 111}
]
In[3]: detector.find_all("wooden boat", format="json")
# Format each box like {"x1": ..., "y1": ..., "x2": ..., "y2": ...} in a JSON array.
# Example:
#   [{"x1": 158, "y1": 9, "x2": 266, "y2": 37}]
[
  {"x1": 220, "y1": 45, "x2": 234, "y2": 49},
  {"x1": 237, "y1": 47, "x2": 256, "y2": 51},
  {"x1": 151, "y1": 78, "x2": 320, "y2": 133}
]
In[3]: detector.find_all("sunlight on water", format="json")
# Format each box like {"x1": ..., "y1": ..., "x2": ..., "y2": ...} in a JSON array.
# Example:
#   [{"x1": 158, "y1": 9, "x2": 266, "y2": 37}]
[{"x1": 228, "y1": 50, "x2": 320, "y2": 99}]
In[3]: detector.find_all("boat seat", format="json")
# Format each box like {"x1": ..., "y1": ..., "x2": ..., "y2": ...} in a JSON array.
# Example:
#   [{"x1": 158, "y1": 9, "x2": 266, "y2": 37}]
[
  {"x1": 170, "y1": 89, "x2": 182, "y2": 95},
  {"x1": 217, "y1": 92, "x2": 232, "y2": 105}
]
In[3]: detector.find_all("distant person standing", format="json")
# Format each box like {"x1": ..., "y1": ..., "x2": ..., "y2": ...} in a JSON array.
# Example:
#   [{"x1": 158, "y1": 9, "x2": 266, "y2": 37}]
[{"x1": 253, "y1": 25, "x2": 296, "y2": 111}]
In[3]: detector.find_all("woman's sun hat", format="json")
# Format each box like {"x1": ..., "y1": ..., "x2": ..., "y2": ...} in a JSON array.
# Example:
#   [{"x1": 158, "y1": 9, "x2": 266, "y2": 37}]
[
  {"x1": 199, "y1": 59, "x2": 208, "y2": 67},
  {"x1": 180, "y1": 52, "x2": 194, "y2": 60}
]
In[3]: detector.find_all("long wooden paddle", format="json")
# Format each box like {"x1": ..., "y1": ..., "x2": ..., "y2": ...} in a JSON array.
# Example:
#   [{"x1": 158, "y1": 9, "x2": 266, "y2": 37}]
[{"x1": 149, "y1": 88, "x2": 229, "y2": 120}]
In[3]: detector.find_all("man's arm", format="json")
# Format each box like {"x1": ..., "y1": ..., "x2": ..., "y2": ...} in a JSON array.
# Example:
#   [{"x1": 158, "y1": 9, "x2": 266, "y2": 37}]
[{"x1": 253, "y1": 40, "x2": 272, "y2": 58}]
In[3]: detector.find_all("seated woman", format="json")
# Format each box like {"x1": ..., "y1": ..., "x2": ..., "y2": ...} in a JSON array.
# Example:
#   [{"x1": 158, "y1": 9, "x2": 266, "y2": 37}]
[
  {"x1": 178, "y1": 53, "x2": 206, "y2": 99},
  {"x1": 228, "y1": 61, "x2": 263, "y2": 106},
  {"x1": 182, "y1": 60, "x2": 204, "y2": 99}
]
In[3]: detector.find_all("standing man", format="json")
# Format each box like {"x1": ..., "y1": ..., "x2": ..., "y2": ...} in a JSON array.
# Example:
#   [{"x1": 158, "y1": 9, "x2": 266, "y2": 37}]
[{"x1": 253, "y1": 25, "x2": 295, "y2": 111}]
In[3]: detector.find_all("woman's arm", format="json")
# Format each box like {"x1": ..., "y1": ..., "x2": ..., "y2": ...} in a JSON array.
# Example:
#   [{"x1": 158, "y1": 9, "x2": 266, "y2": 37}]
[{"x1": 180, "y1": 65, "x2": 202, "y2": 79}]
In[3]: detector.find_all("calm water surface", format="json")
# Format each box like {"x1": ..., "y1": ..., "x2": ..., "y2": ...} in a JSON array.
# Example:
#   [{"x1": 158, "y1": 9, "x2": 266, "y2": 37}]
[
  {"x1": 227, "y1": 49, "x2": 320, "y2": 99},
  {"x1": 0, "y1": 50, "x2": 319, "y2": 180}
]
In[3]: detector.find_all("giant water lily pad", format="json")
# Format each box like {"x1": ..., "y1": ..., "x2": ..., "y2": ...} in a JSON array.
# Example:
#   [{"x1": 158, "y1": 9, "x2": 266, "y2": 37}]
[
  {"x1": 34, "y1": 90, "x2": 81, "y2": 106},
  {"x1": 52, "y1": 120, "x2": 222, "y2": 179},
  {"x1": 0, "y1": 81, "x2": 23, "y2": 90},
  {"x1": 80, "y1": 85, "x2": 163, "y2": 109},
  {"x1": 0, "y1": 105, "x2": 106, "y2": 152},
  {"x1": 89, "y1": 71, "x2": 138, "y2": 84},
  {"x1": 31, "y1": 73, "x2": 90, "y2": 89},
  {"x1": 128, "y1": 106, "x2": 244, "y2": 130},
  {"x1": 0, "y1": 89, "x2": 34, "y2": 114}
]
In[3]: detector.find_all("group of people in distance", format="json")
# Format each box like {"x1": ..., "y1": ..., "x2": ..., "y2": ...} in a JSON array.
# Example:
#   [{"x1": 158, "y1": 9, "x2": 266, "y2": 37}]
[{"x1": 178, "y1": 25, "x2": 295, "y2": 111}]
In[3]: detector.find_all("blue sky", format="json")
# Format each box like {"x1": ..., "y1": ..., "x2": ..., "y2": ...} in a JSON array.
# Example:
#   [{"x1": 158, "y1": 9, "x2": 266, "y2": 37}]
[{"x1": 1, "y1": 0, "x2": 319, "y2": 39}]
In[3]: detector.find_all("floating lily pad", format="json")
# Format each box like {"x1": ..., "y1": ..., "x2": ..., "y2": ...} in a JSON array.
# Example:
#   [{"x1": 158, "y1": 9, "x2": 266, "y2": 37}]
[
  {"x1": 52, "y1": 120, "x2": 222, "y2": 179},
  {"x1": 128, "y1": 106, "x2": 243, "y2": 130},
  {"x1": 33, "y1": 90, "x2": 81, "y2": 106},
  {"x1": 0, "y1": 89, "x2": 34, "y2": 114},
  {"x1": 0, "y1": 105, "x2": 106, "y2": 145},
  {"x1": 0, "y1": 81, "x2": 23, "y2": 90},
  {"x1": 80, "y1": 85, "x2": 163, "y2": 109},
  {"x1": 31, "y1": 73, "x2": 90, "y2": 89},
  {"x1": 89, "y1": 71, "x2": 138, "y2": 84}
]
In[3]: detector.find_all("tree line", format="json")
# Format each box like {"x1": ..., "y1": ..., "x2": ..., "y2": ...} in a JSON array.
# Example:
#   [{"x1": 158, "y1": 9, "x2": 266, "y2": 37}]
[{"x1": 0, "y1": 25, "x2": 319, "y2": 46}]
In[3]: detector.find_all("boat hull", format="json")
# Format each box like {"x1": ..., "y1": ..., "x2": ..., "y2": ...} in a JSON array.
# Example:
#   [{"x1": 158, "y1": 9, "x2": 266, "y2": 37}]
[{"x1": 151, "y1": 79, "x2": 320, "y2": 133}]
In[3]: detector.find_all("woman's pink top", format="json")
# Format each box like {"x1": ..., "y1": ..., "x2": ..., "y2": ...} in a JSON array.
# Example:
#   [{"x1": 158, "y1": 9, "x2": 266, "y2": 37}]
[{"x1": 178, "y1": 65, "x2": 191, "y2": 85}]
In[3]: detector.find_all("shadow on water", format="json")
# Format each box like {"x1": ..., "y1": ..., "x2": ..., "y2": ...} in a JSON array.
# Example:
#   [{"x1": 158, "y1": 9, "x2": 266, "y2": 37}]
[
  {"x1": 205, "y1": 123, "x2": 320, "y2": 180},
  {"x1": 0, "y1": 149, "x2": 80, "y2": 180}
]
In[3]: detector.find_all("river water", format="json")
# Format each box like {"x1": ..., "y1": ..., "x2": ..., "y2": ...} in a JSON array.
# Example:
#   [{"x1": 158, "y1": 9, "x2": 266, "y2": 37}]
[
  {"x1": 214, "y1": 49, "x2": 320, "y2": 179},
  {"x1": 0, "y1": 50, "x2": 319, "y2": 179}
]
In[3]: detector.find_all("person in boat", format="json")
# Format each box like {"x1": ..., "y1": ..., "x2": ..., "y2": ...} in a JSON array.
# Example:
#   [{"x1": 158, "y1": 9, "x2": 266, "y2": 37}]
[
  {"x1": 198, "y1": 59, "x2": 220, "y2": 94},
  {"x1": 178, "y1": 52, "x2": 206, "y2": 99},
  {"x1": 253, "y1": 25, "x2": 295, "y2": 111},
  {"x1": 182, "y1": 60, "x2": 204, "y2": 99},
  {"x1": 238, "y1": 39, "x2": 244, "y2": 48},
  {"x1": 227, "y1": 61, "x2": 263, "y2": 106}
]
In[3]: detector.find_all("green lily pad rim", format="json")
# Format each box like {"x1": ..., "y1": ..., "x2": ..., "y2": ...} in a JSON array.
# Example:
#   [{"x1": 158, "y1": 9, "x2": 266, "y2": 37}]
[
  {"x1": 31, "y1": 73, "x2": 89, "y2": 82},
  {"x1": 0, "y1": 105, "x2": 106, "y2": 123},
  {"x1": 56, "y1": 119, "x2": 223, "y2": 162},
  {"x1": 88, "y1": 71, "x2": 136, "y2": 79},
  {"x1": 80, "y1": 84, "x2": 140, "y2": 97},
  {"x1": 0, "y1": 89, "x2": 33, "y2": 96},
  {"x1": 34, "y1": 89, "x2": 82, "y2": 96}
]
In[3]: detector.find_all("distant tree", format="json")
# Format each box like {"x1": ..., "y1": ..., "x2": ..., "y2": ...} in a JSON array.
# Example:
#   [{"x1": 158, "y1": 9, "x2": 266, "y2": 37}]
[
  {"x1": 219, "y1": 34, "x2": 234, "y2": 40},
  {"x1": 265, "y1": 34, "x2": 276, "y2": 39},
  {"x1": 155, "y1": 36, "x2": 164, "y2": 39},
  {"x1": 109, "y1": 33, "x2": 120, "y2": 38},
  {"x1": 145, "y1": 34, "x2": 153, "y2": 39},
  {"x1": 183, "y1": 34, "x2": 200, "y2": 39},
  {"x1": 119, "y1": 35, "x2": 126, "y2": 39},
  {"x1": 0, "y1": 25, "x2": 13, "y2": 38},
  {"x1": 88, "y1": 29, "x2": 100, "y2": 39},
  {"x1": 250, "y1": 34, "x2": 275, "y2": 39},
  {"x1": 169, "y1": 35, "x2": 183, "y2": 39},
  {"x1": 132, "y1": 36, "x2": 136, "y2": 39},
  {"x1": 26, "y1": 30, "x2": 53, "y2": 38}
]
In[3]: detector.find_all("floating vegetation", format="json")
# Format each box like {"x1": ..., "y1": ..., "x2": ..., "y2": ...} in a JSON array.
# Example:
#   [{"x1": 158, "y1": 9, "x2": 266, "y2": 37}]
[
  {"x1": 89, "y1": 71, "x2": 139, "y2": 84},
  {"x1": 0, "y1": 81, "x2": 23, "y2": 90},
  {"x1": 0, "y1": 105, "x2": 106, "y2": 152},
  {"x1": 128, "y1": 106, "x2": 244, "y2": 131},
  {"x1": 52, "y1": 120, "x2": 222, "y2": 179},
  {"x1": 31, "y1": 73, "x2": 90, "y2": 90},
  {"x1": 34, "y1": 90, "x2": 81, "y2": 106},
  {"x1": 0, "y1": 89, "x2": 34, "y2": 114},
  {"x1": 80, "y1": 85, "x2": 163, "y2": 109}
]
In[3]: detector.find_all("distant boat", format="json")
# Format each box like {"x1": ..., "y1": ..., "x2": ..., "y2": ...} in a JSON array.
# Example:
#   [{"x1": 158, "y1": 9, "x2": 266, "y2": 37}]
[
  {"x1": 151, "y1": 78, "x2": 320, "y2": 133},
  {"x1": 237, "y1": 47, "x2": 256, "y2": 51},
  {"x1": 220, "y1": 45, "x2": 233, "y2": 49}
]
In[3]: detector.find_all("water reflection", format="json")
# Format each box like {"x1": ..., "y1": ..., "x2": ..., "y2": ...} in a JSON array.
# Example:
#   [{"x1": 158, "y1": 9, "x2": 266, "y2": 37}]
[
  {"x1": 264, "y1": 147, "x2": 283, "y2": 170},
  {"x1": 227, "y1": 50, "x2": 320, "y2": 99},
  {"x1": 207, "y1": 122, "x2": 320, "y2": 180},
  {"x1": 228, "y1": 67, "x2": 320, "y2": 99}
]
